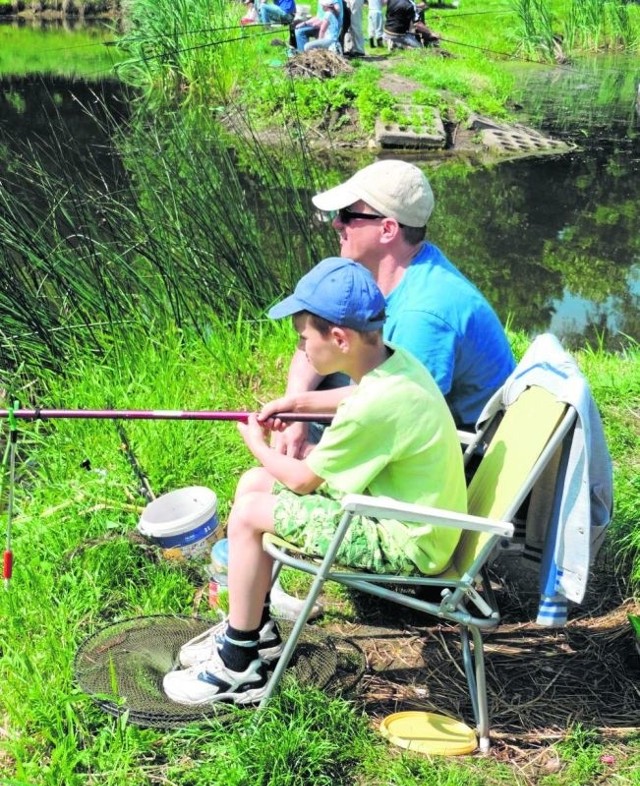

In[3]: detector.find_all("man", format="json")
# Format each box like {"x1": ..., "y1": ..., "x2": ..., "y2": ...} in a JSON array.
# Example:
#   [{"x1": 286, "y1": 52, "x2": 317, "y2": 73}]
[
  {"x1": 384, "y1": 0, "x2": 439, "y2": 49},
  {"x1": 343, "y1": 0, "x2": 366, "y2": 57},
  {"x1": 272, "y1": 159, "x2": 515, "y2": 458}
]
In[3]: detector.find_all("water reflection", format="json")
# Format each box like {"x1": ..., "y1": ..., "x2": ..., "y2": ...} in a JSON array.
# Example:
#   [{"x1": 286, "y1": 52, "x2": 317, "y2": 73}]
[
  {"x1": 429, "y1": 144, "x2": 640, "y2": 348},
  {"x1": 1, "y1": 63, "x2": 638, "y2": 350},
  {"x1": 509, "y1": 56, "x2": 640, "y2": 144},
  {"x1": 0, "y1": 75, "x2": 129, "y2": 191}
]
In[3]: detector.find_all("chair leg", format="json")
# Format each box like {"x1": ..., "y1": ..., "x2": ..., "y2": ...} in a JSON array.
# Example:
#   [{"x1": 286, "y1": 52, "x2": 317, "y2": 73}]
[
  {"x1": 258, "y1": 570, "x2": 327, "y2": 706},
  {"x1": 459, "y1": 625, "x2": 491, "y2": 753},
  {"x1": 259, "y1": 509, "x2": 357, "y2": 707}
]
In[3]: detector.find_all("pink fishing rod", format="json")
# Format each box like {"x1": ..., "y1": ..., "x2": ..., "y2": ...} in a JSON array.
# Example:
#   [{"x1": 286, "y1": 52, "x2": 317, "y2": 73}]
[{"x1": 0, "y1": 408, "x2": 333, "y2": 423}]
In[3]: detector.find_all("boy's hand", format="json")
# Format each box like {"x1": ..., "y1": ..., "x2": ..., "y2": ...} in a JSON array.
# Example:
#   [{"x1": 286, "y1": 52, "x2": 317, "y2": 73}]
[
  {"x1": 237, "y1": 413, "x2": 270, "y2": 452},
  {"x1": 258, "y1": 396, "x2": 297, "y2": 432},
  {"x1": 258, "y1": 397, "x2": 311, "y2": 458}
]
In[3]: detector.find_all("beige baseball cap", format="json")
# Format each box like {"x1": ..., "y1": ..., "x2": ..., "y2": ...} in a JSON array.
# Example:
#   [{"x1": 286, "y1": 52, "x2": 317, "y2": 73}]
[{"x1": 312, "y1": 160, "x2": 435, "y2": 228}]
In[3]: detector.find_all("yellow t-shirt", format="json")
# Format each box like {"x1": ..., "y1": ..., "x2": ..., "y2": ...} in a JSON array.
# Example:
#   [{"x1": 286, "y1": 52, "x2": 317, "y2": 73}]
[{"x1": 306, "y1": 345, "x2": 467, "y2": 574}]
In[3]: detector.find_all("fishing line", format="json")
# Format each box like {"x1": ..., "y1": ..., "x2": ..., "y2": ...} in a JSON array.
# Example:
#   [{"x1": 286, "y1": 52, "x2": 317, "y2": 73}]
[
  {"x1": 431, "y1": 8, "x2": 515, "y2": 18},
  {"x1": 437, "y1": 34, "x2": 640, "y2": 80},
  {"x1": 113, "y1": 419, "x2": 156, "y2": 504},
  {"x1": 85, "y1": 26, "x2": 279, "y2": 77},
  {"x1": 28, "y1": 21, "x2": 272, "y2": 54}
]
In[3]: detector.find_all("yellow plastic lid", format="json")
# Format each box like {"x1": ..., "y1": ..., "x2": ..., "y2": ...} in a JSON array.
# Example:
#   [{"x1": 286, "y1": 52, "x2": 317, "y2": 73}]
[{"x1": 379, "y1": 711, "x2": 477, "y2": 756}]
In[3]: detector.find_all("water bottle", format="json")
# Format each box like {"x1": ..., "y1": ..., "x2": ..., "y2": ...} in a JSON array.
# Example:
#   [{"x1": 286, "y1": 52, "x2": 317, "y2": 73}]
[
  {"x1": 210, "y1": 537, "x2": 229, "y2": 574},
  {"x1": 208, "y1": 538, "x2": 229, "y2": 609}
]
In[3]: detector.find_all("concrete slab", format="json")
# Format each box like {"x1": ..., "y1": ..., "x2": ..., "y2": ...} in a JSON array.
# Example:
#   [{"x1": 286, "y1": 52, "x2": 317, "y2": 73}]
[
  {"x1": 469, "y1": 114, "x2": 574, "y2": 156},
  {"x1": 375, "y1": 107, "x2": 446, "y2": 149}
]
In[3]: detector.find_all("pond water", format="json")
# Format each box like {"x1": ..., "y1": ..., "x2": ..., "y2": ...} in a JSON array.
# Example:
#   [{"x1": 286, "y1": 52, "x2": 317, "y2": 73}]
[{"x1": 1, "y1": 42, "x2": 638, "y2": 350}]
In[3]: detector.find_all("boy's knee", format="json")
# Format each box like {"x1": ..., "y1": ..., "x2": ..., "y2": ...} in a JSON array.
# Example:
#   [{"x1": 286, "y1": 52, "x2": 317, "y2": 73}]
[
  {"x1": 234, "y1": 466, "x2": 273, "y2": 499},
  {"x1": 228, "y1": 491, "x2": 263, "y2": 533},
  {"x1": 228, "y1": 490, "x2": 276, "y2": 539}
]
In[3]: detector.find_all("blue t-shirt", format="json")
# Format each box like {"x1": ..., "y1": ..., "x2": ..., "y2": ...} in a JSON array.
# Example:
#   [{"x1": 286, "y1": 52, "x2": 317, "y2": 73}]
[
  {"x1": 384, "y1": 242, "x2": 515, "y2": 427},
  {"x1": 278, "y1": 0, "x2": 296, "y2": 14}
]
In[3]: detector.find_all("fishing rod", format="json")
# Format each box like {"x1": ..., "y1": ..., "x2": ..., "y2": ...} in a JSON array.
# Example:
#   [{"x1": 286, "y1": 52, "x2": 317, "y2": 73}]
[
  {"x1": 0, "y1": 408, "x2": 333, "y2": 423},
  {"x1": 2, "y1": 404, "x2": 18, "y2": 591},
  {"x1": 110, "y1": 26, "x2": 279, "y2": 74}
]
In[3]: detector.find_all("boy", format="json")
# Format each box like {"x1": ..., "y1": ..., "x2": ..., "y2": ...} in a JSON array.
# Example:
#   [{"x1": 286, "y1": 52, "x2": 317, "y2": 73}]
[{"x1": 164, "y1": 257, "x2": 467, "y2": 706}]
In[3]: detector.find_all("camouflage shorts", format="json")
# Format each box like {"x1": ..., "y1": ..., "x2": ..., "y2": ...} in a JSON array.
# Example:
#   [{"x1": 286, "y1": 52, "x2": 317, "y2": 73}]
[{"x1": 272, "y1": 485, "x2": 415, "y2": 575}]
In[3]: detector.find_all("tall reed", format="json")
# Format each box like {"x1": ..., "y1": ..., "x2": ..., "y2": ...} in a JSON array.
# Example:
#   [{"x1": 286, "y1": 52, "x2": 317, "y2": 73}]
[
  {"x1": 512, "y1": 0, "x2": 557, "y2": 60},
  {"x1": 511, "y1": 0, "x2": 639, "y2": 59},
  {"x1": 116, "y1": 0, "x2": 269, "y2": 104},
  {"x1": 564, "y1": 0, "x2": 638, "y2": 52},
  {"x1": 0, "y1": 100, "x2": 334, "y2": 379}
]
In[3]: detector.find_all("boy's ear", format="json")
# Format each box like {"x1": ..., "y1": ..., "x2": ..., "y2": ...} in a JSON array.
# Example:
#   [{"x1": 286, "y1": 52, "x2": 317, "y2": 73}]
[{"x1": 330, "y1": 326, "x2": 350, "y2": 351}]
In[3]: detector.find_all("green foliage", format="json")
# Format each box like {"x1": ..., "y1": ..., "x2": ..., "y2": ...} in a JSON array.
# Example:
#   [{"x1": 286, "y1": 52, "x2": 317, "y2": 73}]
[
  {"x1": 510, "y1": 0, "x2": 640, "y2": 59},
  {"x1": 1, "y1": 320, "x2": 639, "y2": 784},
  {"x1": 117, "y1": 0, "x2": 262, "y2": 103},
  {"x1": 0, "y1": 104, "x2": 334, "y2": 378},
  {"x1": 564, "y1": 0, "x2": 639, "y2": 52},
  {"x1": 512, "y1": 0, "x2": 557, "y2": 60}
]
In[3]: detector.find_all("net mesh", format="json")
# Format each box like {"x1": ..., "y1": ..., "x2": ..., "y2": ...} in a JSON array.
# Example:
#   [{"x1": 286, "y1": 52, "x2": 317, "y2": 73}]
[{"x1": 74, "y1": 615, "x2": 365, "y2": 728}]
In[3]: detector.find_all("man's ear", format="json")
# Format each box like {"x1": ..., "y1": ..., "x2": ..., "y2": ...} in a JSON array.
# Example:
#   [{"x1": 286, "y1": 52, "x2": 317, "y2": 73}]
[
  {"x1": 330, "y1": 326, "x2": 350, "y2": 352},
  {"x1": 379, "y1": 217, "x2": 401, "y2": 244}
]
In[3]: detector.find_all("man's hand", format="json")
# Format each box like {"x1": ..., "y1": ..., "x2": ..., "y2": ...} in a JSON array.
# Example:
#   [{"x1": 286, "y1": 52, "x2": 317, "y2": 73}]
[{"x1": 272, "y1": 421, "x2": 312, "y2": 458}]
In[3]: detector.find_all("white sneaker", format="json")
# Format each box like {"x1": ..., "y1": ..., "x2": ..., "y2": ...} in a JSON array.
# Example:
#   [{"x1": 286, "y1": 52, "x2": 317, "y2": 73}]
[
  {"x1": 179, "y1": 618, "x2": 283, "y2": 668},
  {"x1": 164, "y1": 648, "x2": 269, "y2": 706}
]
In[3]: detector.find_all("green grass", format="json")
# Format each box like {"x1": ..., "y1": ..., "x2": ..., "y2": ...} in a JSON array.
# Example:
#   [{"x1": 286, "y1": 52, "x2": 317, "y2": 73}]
[{"x1": 0, "y1": 24, "x2": 123, "y2": 77}]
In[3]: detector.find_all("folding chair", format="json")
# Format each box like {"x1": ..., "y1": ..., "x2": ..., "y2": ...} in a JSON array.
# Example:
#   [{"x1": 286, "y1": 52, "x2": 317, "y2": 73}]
[{"x1": 260, "y1": 385, "x2": 577, "y2": 752}]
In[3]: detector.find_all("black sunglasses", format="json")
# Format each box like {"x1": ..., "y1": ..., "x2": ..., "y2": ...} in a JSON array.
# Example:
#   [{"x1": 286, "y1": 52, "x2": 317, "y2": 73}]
[{"x1": 337, "y1": 207, "x2": 385, "y2": 224}]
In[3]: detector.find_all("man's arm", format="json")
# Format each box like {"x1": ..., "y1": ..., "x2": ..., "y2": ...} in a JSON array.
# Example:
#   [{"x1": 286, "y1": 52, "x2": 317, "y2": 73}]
[{"x1": 270, "y1": 348, "x2": 325, "y2": 457}]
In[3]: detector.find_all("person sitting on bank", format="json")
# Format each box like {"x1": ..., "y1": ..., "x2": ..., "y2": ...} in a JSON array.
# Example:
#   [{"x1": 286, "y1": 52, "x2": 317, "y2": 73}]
[
  {"x1": 259, "y1": 0, "x2": 297, "y2": 26},
  {"x1": 163, "y1": 257, "x2": 467, "y2": 706},
  {"x1": 293, "y1": 0, "x2": 343, "y2": 51},
  {"x1": 384, "y1": 0, "x2": 439, "y2": 48},
  {"x1": 303, "y1": 0, "x2": 341, "y2": 51}
]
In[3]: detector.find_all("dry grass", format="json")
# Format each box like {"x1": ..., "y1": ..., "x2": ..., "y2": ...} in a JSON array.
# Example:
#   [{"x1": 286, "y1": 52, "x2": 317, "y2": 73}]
[{"x1": 321, "y1": 558, "x2": 640, "y2": 761}]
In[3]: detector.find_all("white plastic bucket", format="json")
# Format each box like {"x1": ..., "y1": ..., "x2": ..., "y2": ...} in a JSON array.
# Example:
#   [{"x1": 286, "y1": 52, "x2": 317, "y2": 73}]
[{"x1": 137, "y1": 486, "x2": 218, "y2": 559}]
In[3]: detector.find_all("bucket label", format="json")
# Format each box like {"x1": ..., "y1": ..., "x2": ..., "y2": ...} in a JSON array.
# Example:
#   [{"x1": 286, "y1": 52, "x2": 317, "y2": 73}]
[{"x1": 151, "y1": 513, "x2": 218, "y2": 549}]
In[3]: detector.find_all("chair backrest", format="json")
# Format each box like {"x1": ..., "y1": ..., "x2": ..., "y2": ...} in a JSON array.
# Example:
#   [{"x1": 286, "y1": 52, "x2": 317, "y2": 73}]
[{"x1": 452, "y1": 385, "x2": 572, "y2": 575}]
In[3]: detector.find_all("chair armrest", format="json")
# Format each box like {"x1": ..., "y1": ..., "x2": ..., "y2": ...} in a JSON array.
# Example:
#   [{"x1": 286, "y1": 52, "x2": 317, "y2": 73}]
[
  {"x1": 341, "y1": 494, "x2": 514, "y2": 538},
  {"x1": 457, "y1": 429, "x2": 476, "y2": 446}
]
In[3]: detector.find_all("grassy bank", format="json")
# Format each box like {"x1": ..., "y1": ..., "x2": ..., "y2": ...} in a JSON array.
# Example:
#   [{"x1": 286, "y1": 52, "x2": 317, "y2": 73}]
[
  {"x1": 115, "y1": 0, "x2": 640, "y2": 136},
  {"x1": 0, "y1": 324, "x2": 638, "y2": 785}
]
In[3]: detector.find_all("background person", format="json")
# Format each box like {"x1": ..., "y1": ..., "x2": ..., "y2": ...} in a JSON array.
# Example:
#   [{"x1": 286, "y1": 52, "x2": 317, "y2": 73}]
[
  {"x1": 368, "y1": 0, "x2": 386, "y2": 47},
  {"x1": 303, "y1": 0, "x2": 341, "y2": 51},
  {"x1": 259, "y1": 0, "x2": 297, "y2": 25},
  {"x1": 383, "y1": 0, "x2": 439, "y2": 48},
  {"x1": 343, "y1": 0, "x2": 366, "y2": 57},
  {"x1": 272, "y1": 159, "x2": 515, "y2": 459},
  {"x1": 163, "y1": 257, "x2": 467, "y2": 706},
  {"x1": 293, "y1": 0, "x2": 343, "y2": 50}
]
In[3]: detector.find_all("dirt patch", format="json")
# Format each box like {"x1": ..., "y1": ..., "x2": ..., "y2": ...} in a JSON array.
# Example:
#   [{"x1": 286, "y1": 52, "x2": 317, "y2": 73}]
[
  {"x1": 284, "y1": 49, "x2": 354, "y2": 80},
  {"x1": 310, "y1": 563, "x2": 640, "y2": 767}
]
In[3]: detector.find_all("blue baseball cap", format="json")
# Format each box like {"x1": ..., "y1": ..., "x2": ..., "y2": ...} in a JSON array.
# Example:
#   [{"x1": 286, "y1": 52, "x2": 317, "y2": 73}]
[{"x1": 268, "y1": 257, "x2": 386, "y2": 332}]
